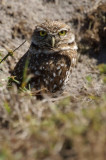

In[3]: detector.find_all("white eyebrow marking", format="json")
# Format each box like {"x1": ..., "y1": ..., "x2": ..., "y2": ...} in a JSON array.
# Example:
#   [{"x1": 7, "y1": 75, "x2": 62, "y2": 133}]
[
  {"x1": 36, "y1": 27, "x2": 46, "y2": 31},
  {"x1": 58, "y1": 28, "x2": 68, "y2": 32}
]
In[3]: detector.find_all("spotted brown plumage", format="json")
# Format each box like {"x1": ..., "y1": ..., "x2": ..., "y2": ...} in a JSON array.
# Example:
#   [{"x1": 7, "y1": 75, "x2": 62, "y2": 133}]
[{"x1": 12, "y1": 20, "x2": 78, "y2": 93}]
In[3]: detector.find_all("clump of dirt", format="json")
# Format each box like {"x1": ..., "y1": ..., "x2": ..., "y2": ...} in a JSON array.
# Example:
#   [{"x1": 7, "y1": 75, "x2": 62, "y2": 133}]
[
  {"x1": 11, "y1": 21, "x2": 33, "y2": 40},
  {"x1": 79, "y1": 4, "x2": 106, "y2": 57}
]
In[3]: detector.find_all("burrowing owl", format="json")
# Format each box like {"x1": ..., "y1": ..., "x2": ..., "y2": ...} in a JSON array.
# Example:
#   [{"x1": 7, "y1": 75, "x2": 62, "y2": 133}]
[{"x1": 12, "y1": 20, "x2": 78, "y2": 93}]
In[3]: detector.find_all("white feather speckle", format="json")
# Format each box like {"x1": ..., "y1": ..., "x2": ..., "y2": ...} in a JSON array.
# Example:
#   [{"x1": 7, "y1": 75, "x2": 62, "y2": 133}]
[
  {"x1": 53, "y1": 84, "x2": 57, "y2": 89},
  {"x1": 58, "y1": 70, "x2": 62, "y2": 76},
  {"x1": 53, "y1": 72, "x2": 56, "y2": 77},
  {"x1": 57, "y1": 66, "x2": 61, "y2": 70},
  {"x1": 50, "y1": 78, "x2": 53, "y2": 82},
  {"x1": 40, "y1": 66, "x2": 42, "y2": 70},
  {"x1": 59, "y1": 80, "x2": 62, "y2": 84},
  {"x1": 61, "y1": 63, "x2": 64, "y2": 67},
  {"x1": 35, "y1": 71, "x2": 40, "y2": 75}
]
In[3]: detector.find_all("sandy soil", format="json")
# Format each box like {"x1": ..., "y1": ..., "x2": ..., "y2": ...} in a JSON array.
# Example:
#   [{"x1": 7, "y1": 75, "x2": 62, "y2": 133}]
[{"x1": 0, "y1": 0, "x2": 106, "y2": 97}]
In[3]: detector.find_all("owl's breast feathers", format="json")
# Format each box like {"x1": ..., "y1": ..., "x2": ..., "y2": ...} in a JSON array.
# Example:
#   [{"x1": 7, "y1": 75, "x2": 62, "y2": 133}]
[{"x1": 12, "y1": 48, "x2": 77, "y2": 92}]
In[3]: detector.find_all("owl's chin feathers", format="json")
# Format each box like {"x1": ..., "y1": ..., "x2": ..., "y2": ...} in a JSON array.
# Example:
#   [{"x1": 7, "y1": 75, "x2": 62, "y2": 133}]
[
  {"x1": 30, "y1": 39, "x2": 77, "y2": 55},
  {"x1": 58, "y1": 41, "x2": 78, "y2": 51}
]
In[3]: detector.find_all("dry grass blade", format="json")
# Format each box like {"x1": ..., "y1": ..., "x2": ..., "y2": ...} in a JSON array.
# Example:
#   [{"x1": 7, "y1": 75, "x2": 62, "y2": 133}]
[{"x1": 0, "y1": 40, "x2": 26, "y2": 64}]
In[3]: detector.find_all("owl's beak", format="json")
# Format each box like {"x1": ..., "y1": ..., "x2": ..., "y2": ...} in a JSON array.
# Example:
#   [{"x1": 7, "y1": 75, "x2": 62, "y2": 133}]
[{"x1": 51, "y1": 37, "x2": 55, "y2": 48}]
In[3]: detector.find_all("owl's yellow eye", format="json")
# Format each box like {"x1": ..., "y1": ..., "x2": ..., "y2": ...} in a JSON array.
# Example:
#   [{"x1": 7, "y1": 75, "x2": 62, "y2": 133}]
[
  {"x1": 59, "y1": 30, "x2": 67, "y2": 36},
  {"x1": 40, "y1": 31, "x2": 47, "y2": 37}
]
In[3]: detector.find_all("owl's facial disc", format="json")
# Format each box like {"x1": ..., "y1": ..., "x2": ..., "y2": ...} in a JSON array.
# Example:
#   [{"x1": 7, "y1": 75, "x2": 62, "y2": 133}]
[{"x1": 31, "y1": 21, "x2": 76, "y2": 51}]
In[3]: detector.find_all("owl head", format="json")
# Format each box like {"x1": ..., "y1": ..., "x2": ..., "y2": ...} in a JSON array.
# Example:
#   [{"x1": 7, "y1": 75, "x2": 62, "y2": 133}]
[{"x1": 31, "y1": 20, "x2": 77, "y2": 51}]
